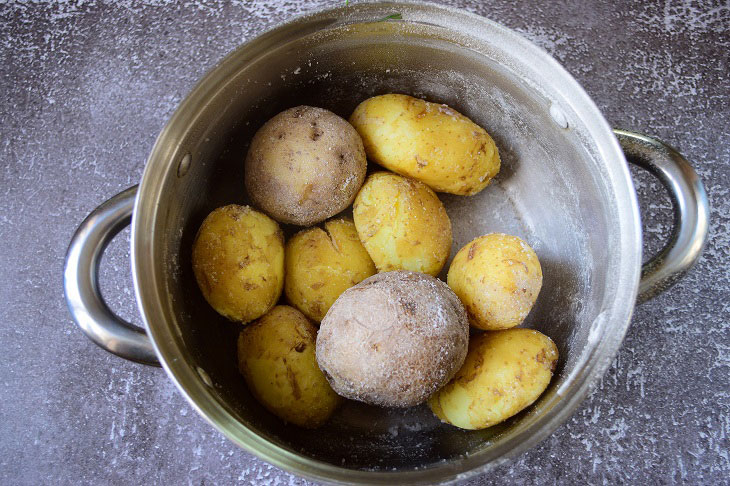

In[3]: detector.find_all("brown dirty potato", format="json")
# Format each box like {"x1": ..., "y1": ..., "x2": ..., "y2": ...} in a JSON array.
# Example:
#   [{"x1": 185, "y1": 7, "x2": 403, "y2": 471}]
[
  {"x1": 428, "y1": 328, "x2": 558, "y2": 430},
  {"x1": 192, "y1": 204, "x2": 284, "y2": 323},
  {"x1": 316, "y1": 271, "x2": 469, "y2": 408},
  {"x1": 447, "y1": 233, "x2": 542, "y2": 330},
  {"x1": 237, "y1": 305, "x2": 343, "y2": 428},
  {"x1": 349, "y1": 94, "x2": 500, "y2": 195},
  {"x1": 285, "y1": 218, "x2": 376, "y2": 322},
  {"x1": 244, "y1": 106, "x2": 367, "y2": 226}
]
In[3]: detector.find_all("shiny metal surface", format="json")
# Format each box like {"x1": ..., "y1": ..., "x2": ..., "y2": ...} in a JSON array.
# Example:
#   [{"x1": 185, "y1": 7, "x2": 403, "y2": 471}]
[
  {"x1": 63, "y1": 185, "x2": 158, "y2": 366},
  {"x1": 59, "y1": 2, "x2": 706, "y2": 484},
  {"x1": 132, "y1": 2, "x2": 641, "y2": 483},
  {"x1": 615, "y1": 129, "x2": 710, "y2": 303}
]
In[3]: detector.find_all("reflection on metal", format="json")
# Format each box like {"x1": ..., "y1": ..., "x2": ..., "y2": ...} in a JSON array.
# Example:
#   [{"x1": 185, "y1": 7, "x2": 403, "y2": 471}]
[
  {"x1": 615, "y1": 129, "x2": 709, "y2": 303},
  {"x1": 63, "y1": 185, "x2": 159, "y2": 366},
  {"x1": 63, "y1": 3, "x2": 709, "y2": 484}
]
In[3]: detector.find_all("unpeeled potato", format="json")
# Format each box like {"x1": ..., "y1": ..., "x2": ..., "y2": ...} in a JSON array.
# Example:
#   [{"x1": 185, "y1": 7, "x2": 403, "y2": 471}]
[
  {"x1": 353, "y1": 172, "x2": 452, "y2": 276},
  {"x1": 285, "y1": 218, "x2": 376, "y2": 322},
  {"x1": 237, "y1": 305, "x2": 343, "y2": 428},
  {"x1": 192, "y1": 205, "x2": 284, "y2": 323},
  {"x1": 428, "y1": 328, "x2": 558, "y2": 430},
  {"x1": 349, "y1": 94, "x2": 500, "y2": 195},
  {"x1": 316, "y1": 271, "x2": 469, "y2": 408},
  {"x1": 447, "y1": 233, "x2": 542, "y2": 330},
  {"x1": 244, "y1": 106, "x2": 367, "y2": 226}
]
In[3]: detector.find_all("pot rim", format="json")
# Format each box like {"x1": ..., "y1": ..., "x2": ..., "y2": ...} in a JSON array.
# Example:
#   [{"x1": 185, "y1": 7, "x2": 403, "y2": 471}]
[{"x1": 131, "y1": 2, "x2": 641, "y2": 484}]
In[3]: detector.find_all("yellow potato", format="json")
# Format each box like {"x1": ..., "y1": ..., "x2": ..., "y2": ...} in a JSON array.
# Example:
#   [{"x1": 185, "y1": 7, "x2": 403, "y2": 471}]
[
  {"x1": 349, "y1": 94, "x2": 500, "y2": 195},
  {"x1": 237, "y1": 305, "x2": 343, "y2": 428},
  {"x1": 447, "y1": 233, "x2": 542, "y2": 330},
  {"x1": 192, "y1": 204, "x2": 284, "y2": 323},
  {"x1": 285, "y1": 218, "x2": 376, "y2": 322},
  {"x1": 428, "y1": 328, "x2": 558, "y2": 430},
  {"x1": 353, "y1": 172, "x2": 452, "y2": 276}
]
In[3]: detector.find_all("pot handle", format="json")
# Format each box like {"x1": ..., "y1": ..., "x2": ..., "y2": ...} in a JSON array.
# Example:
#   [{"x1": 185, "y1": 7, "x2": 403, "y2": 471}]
[
  {"x1": 614, "y1": 129, "x2": 709, "y2": 303},
  {"x1": 64, "y1": 185, "x2": 159, "y2": 366}
]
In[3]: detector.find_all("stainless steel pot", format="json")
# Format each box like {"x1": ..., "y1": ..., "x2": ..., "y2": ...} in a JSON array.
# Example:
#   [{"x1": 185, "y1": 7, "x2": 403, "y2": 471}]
[{"x1": 63, "y1": 2, "x2": 709, "y2": 484}]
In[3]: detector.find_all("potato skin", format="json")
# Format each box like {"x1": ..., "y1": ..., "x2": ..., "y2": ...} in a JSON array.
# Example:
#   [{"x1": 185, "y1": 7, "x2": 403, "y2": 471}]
[
  {"x1": 316, "y1": 271, "x2": 469, "y2": 408},
  {"x1": 192, "y1": 205, "x2": 284, "y2": 323},
  {"x1": 349, "y1": 94, "x2": 500, "y2": 195},
  {"x1": 285, "y1": 218, "x2": 376, "y2": 322},
  {"x1": 353, "y1": 172, "x2": 452, "y2": 276},
  {"x1": 447, "y1": 233, "x2": 542, "y2": 330},
  {"x1": 244, "y1": 106, "x2": 367, "y2": 226},
  {"x1": 428, "y1": 328, "x2": 558, "y2": 430},
  {"x1": 237, "y1": 306, "x2": 343, "y2": 428}
]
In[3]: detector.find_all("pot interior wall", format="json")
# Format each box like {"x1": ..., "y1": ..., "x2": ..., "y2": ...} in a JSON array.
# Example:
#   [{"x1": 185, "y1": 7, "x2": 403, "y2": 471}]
[{"x1": 151, "y1": 18, "x2": 620, "y2": 471}]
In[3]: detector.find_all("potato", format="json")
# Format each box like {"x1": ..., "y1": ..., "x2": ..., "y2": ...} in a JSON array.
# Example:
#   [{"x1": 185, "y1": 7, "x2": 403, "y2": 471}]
[
  {"x1": 192, "y1": 205, "x2": 284, "y2": 323},
  {"x1": 285, "y1": 218, "x2": 376, "y2": 322},
  {"x1": 353, "y1": 172, "x2": 452, "y2": 276},
  {"x1": 428, "y1": 328, "x2": 558, "y2": 430},
  {"x1": 237, "y1": 305, "x2": 343, "y2": 428},
  {"x1": 244, "y1": 106, "x2": 367, "y2": 226},
  {"x1": 349, "y1": 94, "x2": 500, "y2": 195},
  {"x1": 316, "y1": 271, "x2": 469, "y2": 408},
  {"x1": 447, "y1": 233, "x2": 542, "y2": 330}
]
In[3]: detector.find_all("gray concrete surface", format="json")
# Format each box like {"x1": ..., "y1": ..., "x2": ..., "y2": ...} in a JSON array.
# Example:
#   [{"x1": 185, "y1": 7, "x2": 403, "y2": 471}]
[{"x1": 1, "y1": 0, "x2": 728, "y2": 484}]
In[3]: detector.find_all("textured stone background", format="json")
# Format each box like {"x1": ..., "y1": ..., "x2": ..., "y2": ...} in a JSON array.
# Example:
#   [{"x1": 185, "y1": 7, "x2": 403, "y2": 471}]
[{"x1": 1, "y1": 0, "x2": 728, "y2": 484}]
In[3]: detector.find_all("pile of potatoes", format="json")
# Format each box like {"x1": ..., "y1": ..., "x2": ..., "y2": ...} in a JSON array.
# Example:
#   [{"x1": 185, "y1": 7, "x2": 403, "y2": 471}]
[{"x1": 191, "y1": 94, "x2": 558, "y2": 430}]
